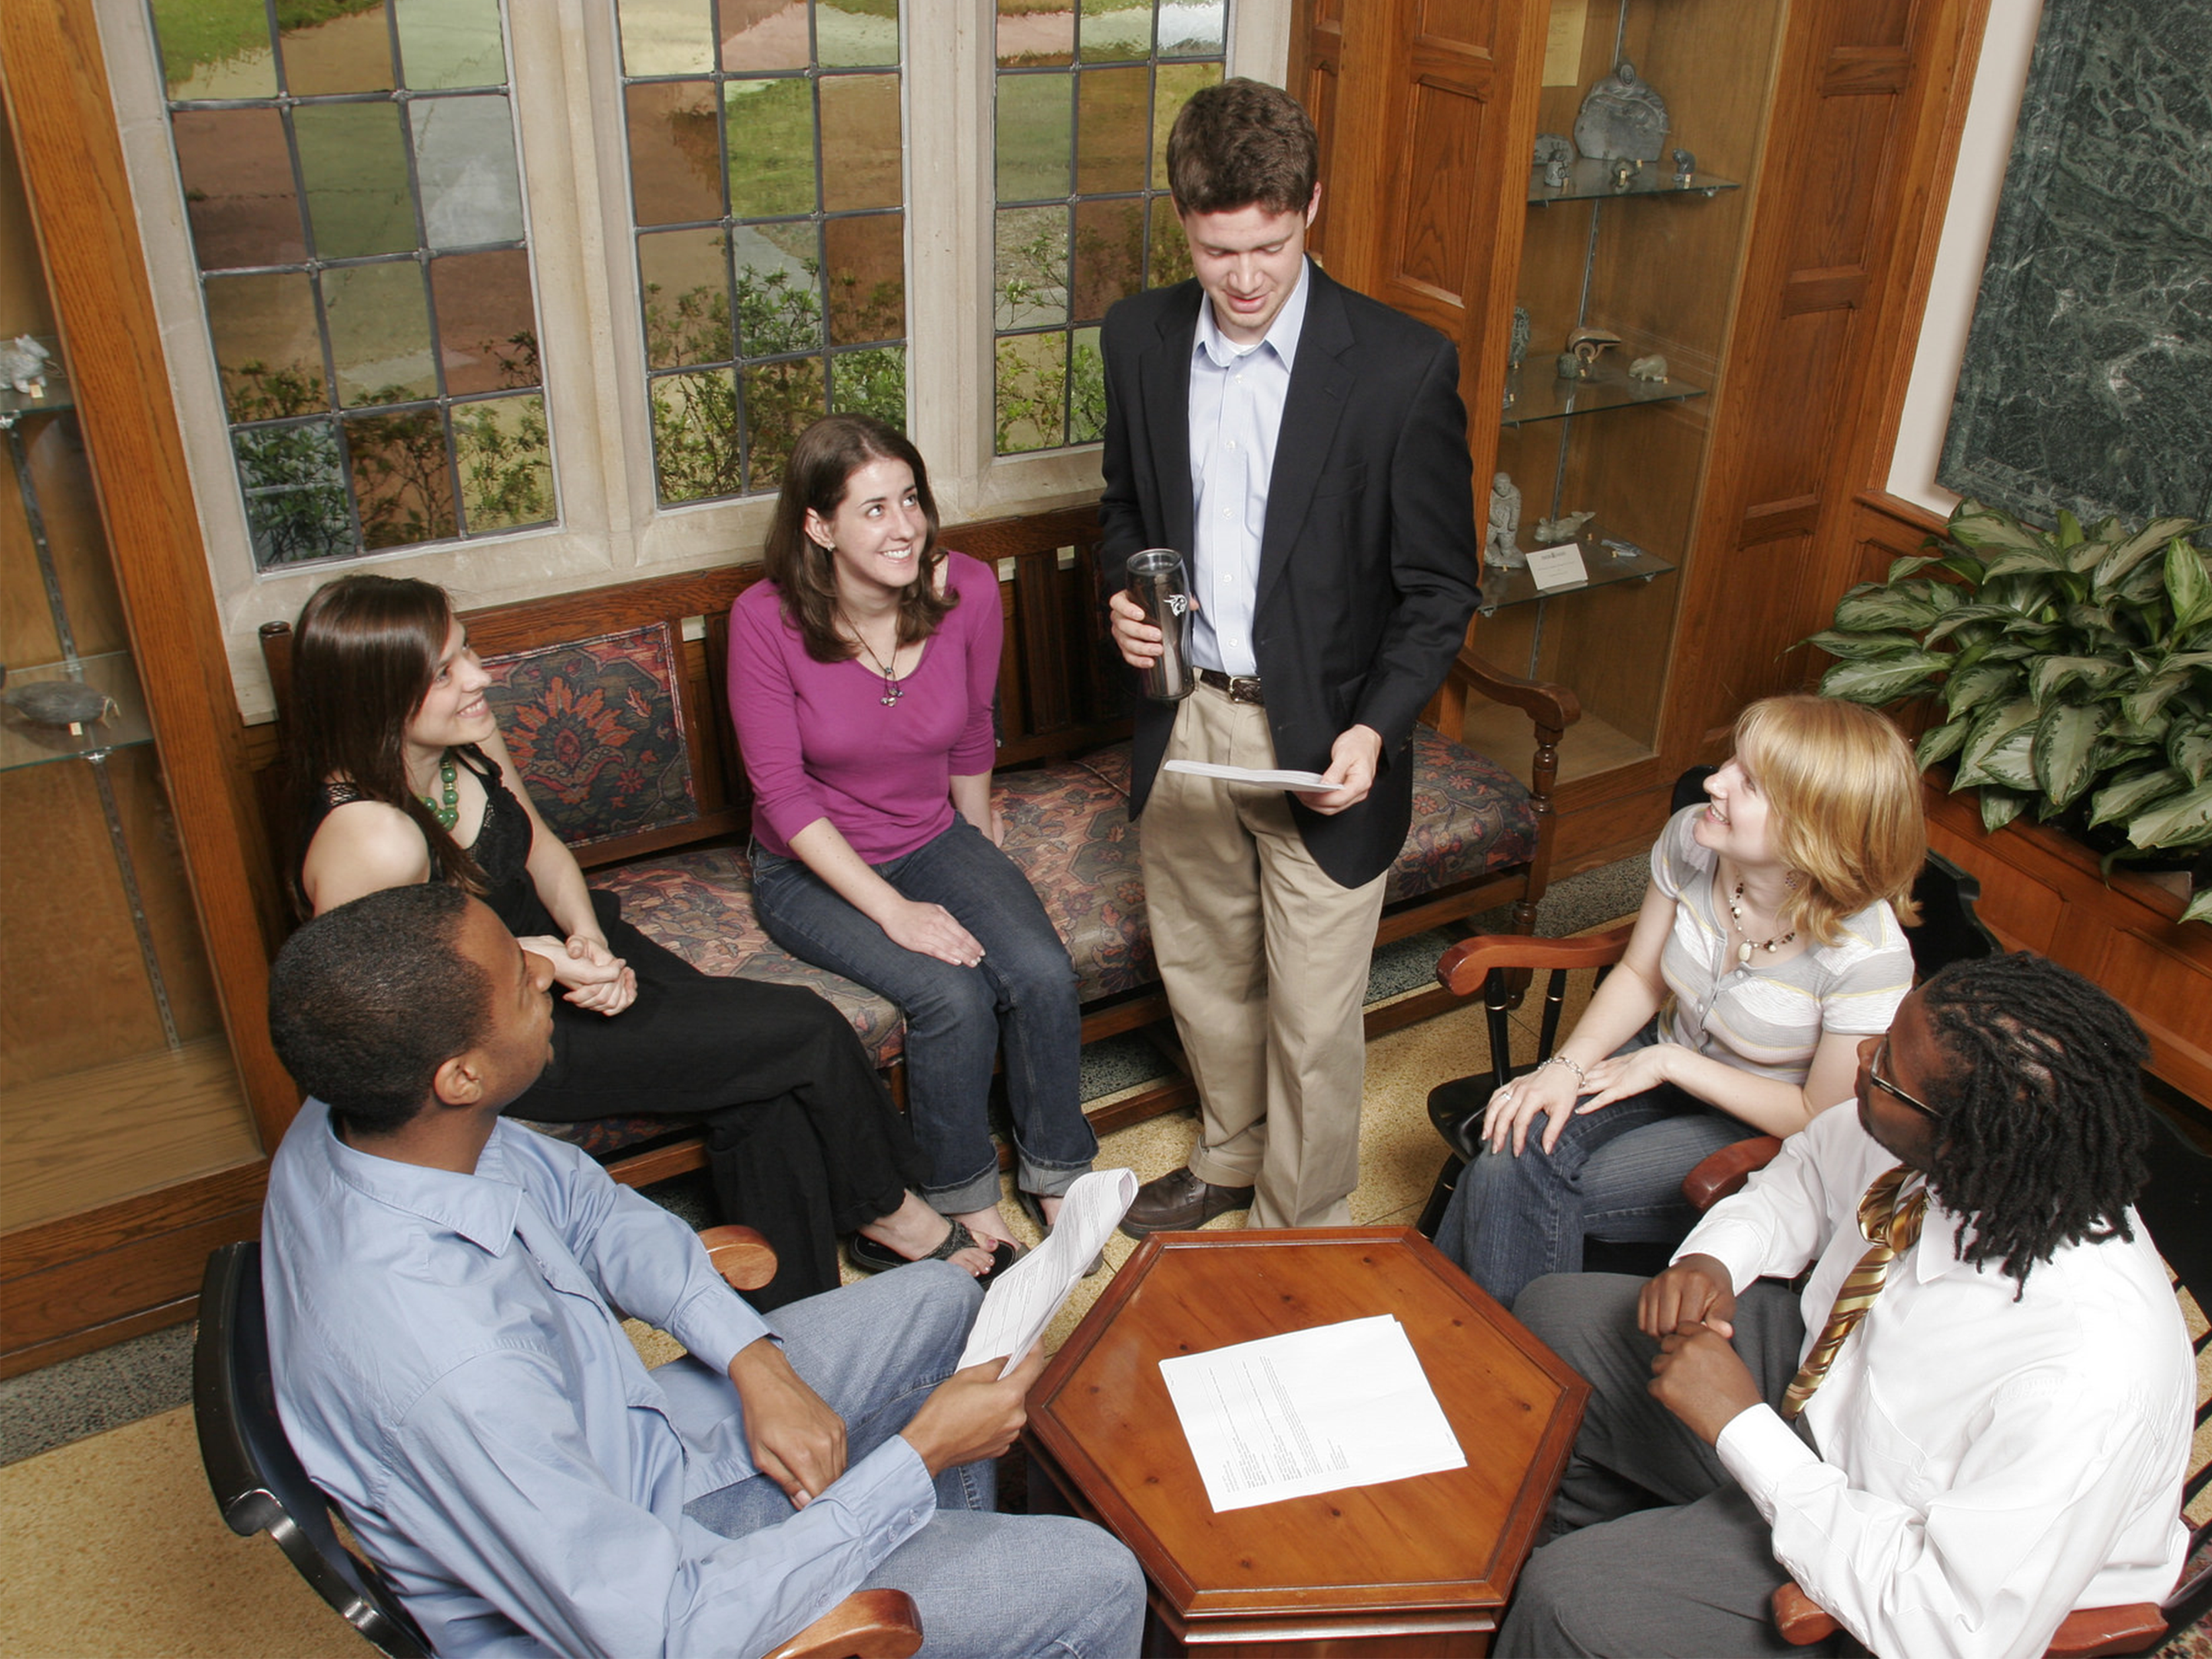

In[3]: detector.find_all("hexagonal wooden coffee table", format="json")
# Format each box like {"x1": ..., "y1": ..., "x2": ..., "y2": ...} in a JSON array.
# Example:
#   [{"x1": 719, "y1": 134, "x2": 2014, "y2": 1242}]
[{"x1": 1023, "y1": 1227, "x2": 1588, "y2": 1657}]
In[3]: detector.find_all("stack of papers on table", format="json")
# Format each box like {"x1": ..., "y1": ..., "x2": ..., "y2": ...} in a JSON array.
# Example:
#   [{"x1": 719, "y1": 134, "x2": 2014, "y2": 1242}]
[{"x1": 1158, "y1": 1314, "x2": 1467, "y2": 1511}]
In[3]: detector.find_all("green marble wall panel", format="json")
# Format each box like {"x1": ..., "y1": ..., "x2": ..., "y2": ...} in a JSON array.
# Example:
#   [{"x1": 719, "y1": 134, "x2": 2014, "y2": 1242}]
[{"x1": 1939, "y1": 0, "x2": 2211, "y2": 526}]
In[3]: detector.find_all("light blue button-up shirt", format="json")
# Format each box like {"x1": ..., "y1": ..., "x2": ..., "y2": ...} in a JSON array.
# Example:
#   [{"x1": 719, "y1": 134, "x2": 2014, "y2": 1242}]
[
  {"x1": 262, "y1": 1105, "x2": 936, "y2": 1659},
  {"x1": 1186, "y1": 260, "x2": 1309, "y2": 677}
]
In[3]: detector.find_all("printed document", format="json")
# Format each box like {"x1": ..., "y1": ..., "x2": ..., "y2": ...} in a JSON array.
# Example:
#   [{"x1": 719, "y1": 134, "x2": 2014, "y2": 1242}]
[
  {"x1": 1158, "y1": 1315, "x2": 1466, "y2": 1512},
  {"x1": 957, "y1": 1168, "x2": 1137, "y2": 1376},
  {"x1": 1163, "y1": 758, "x2": 1333, "y2": 791}
]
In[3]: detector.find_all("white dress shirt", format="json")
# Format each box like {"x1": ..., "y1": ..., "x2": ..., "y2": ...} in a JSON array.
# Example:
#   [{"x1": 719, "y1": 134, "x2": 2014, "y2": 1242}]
[
  {"x1": 1677, "y1": 1105, "x2": 2192, "y2": 1659},
  {"x1": 1185, "y1": 259, "x2": 1309, "y2": 677}
]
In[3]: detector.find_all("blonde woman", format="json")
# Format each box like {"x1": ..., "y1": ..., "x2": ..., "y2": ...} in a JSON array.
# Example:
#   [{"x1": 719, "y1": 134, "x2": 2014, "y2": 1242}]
[{"x1": 1437, "y1": 694, "x2": 1926, "y2": 1305}]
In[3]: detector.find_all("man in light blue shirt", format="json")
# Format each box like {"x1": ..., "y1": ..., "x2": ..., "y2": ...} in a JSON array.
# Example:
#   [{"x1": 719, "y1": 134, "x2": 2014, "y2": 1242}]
[{"x1": 261, "y1": 882, "x2": 1141, "y2": 1659}]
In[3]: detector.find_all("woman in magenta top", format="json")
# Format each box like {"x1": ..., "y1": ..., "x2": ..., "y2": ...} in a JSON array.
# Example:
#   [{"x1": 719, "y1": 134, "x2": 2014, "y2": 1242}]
[{"x1": 731, "y1": 415, "x2": 1094, "y2": 1265}]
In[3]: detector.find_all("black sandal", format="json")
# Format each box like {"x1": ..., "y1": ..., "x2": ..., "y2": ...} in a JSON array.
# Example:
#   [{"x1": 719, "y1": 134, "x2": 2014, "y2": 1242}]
[
  {"x1": 848, "y1": 1217, "x2": 1023, "y2": 1287},
  {"x1": 1016, "y1": 1189, "x2": 1105, "y2": 1277}
]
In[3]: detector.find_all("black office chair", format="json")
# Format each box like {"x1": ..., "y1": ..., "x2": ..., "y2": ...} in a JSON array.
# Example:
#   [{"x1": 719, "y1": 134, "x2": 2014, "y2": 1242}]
[{"x1": 194, "y1": 1237, "x2": 924, "y2": 1659}]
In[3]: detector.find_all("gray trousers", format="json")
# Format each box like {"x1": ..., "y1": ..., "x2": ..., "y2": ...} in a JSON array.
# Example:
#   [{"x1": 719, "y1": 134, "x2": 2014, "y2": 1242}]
[{"x1": 1496, "y1": 1273, "x2": 1849, "y2": 1659}]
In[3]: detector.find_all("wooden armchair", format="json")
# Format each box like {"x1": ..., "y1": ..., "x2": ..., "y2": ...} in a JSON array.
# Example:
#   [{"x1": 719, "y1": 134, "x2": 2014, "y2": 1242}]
[{"x1": 195, "y1": 1230, "x2": 922, "y2": 1659}]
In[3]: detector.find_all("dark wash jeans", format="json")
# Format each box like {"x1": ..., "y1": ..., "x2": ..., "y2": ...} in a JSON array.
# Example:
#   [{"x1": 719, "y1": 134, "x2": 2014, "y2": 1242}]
[{"x1": 750, "y1": 816, "x2": 1095, "y2": 1214}]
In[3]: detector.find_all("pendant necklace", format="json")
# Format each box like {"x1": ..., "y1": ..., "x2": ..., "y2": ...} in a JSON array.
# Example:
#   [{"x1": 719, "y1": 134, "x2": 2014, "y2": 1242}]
[
  {"x1": 419, "y1": 753, "x2": 460, "y2": 830},
  {"x1": 1727, "y1": 878, "x2": 1796, "y2": 965},
  {"x1": 841, "y1": 611, "x2": 903, "y2": 707}
]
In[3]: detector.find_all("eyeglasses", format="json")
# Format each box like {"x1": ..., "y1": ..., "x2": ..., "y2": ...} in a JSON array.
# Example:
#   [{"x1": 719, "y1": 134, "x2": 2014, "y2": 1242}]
[{"x1": 1869, "y1": 1038, "x2": 1942, "y2": 1121}]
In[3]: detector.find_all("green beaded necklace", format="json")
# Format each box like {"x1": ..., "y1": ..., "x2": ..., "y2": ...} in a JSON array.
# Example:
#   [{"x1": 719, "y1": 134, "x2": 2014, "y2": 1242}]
[{"x1": 420, "y1": 753, "x2": 460, "y2": 831}]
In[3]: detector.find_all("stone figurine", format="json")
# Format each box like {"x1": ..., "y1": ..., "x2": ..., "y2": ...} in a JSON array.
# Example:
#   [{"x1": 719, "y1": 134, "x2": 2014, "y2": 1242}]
[
  {"x1": 1672, "y1": 147, "x2": 1697, "y2": 184},
  {"x1": 1533, "y1": 133, "x2": 1574, "y2": 188},
  {"x1": 1535, "y1": 510, "x2": 1594, "y2": 546},
  {"x1": 1609, "y1": 157, "x2": 1635, "y2": 190},
  {"x1": 1629, "y1": 354, "x2": 1670, "y2": 382},
  {"x1": 1575, "y1": 61, "x2": 1668, "y2": 162},
  {"x1": 1567, "y1": 326, "x2": 1621, "y2": 373},
  {"x1": 1484, "y1": 473, "x2": 1525, "y2": 570},
  {"x1": 1508, "y1": 306, "x2": 1531, "y2": 369},
  {"x1": 1, "y1": 336, "x2": 51, "y2": 396}
]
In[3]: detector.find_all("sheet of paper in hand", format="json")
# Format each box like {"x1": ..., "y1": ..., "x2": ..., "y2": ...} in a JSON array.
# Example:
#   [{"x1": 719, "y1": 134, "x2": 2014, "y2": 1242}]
[{"x1": 956, "y1": 1168, "x2": 1138, "y2": 1376}]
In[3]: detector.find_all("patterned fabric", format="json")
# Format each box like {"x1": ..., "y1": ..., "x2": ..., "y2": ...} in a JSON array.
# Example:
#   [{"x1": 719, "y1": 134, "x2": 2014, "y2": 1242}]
[
  {"x1": 482, "y1": 624, "x2": 697, "y2": 849},
  {"x1": 1386, "y1": 728, "x2": 1539, "y2": 904},
  {"x1": 997, "y1": 756, "x2": 1154, "y2": 1003},
  {"x1": 1783, "y1": 1167, "x2": 1929, "y2": 1419}
]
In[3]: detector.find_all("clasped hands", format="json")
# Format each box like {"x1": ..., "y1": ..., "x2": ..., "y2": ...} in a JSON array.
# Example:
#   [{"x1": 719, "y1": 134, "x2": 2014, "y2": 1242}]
[
  {"x1": 518, "y1": 933, "x2": 637, "y2": 1015},
  {"x1": 1638, "y1": 1253, "x2": 1763, "y2": 1446},
  {"x1": 1482, "y1": 1041, "x2": 1683, "y2": 1155}
]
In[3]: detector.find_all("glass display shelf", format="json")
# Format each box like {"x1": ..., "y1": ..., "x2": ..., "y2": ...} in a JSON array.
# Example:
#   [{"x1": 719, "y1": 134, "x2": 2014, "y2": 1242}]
[
  {"x1": 0, "y1": 652, "x2": 157, "y2": 773},
  {"x1": 1502, "y1": 359, "x2": 1709, "y2": 426},
  {"x1": 1477, "y1": 530, "x2": 1675, "y2": 615},
  {"x1": 0, "y1": 366, "x2": 73, "y2": 427},
  {"x1": 1527, "y1": 157, "x2": 1741, "y2": 205}
]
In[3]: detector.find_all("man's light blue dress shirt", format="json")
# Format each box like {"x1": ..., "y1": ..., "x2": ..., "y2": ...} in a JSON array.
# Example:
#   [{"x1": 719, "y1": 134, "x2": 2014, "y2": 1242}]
[
  {"x1": 1185, "y1": 259, "x2": 1308, "y2": 677},
  {"x1": 262, "y1": 1105, "x2": 936, "y2": 1659}
]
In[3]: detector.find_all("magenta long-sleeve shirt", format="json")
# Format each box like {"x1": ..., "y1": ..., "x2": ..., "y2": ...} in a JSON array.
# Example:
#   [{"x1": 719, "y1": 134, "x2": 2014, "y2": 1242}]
[{"x1": 729, "y1": 551, "x2": 1001, "y2": 864}]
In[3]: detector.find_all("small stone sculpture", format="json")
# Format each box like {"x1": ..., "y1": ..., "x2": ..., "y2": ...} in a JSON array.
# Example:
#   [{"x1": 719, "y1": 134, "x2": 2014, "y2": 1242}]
[
  {"x1": 2, "y1": 680, "x2": 116, "y2": 734},
  {"x1": 1628, "y1": 354, "x2": 1670, "y2": 383},
  {"x1": 1567, "y1": 326, "x2": 1621, "y2": 373},
  {"x1": 1, "y1": 336, "x2": 51, "y2": 396},
  {"x1": 1484, "y1": 473, "x2": 1525, "y2": 570},
  {"x1": 1575, "y1": 61, "x2": 1669, "y2": 162},
  {"x1": 1535, "y1": 510, "x2": 1594, "y2": 546},
  {"x1": 1508, "y1": 306, "x2": 1531, "y2": 369},
  {"x1": 1556, "y1": 352, "x2": 1582, "y2": 379},
  {"x1": 1533, "y1": 133, "x2": 1574, "y2": 189},
  {"x1": 1672, "y1": 147, "x2": 1697, "y2": 184},
  {"x1": 1609, "y1": 157, "x2": 1635, "y2": 190}
]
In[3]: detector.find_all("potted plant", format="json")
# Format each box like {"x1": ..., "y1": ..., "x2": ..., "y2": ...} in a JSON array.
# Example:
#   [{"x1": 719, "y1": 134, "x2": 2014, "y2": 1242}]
[{"x1": 1806, "y1": 499, "x2": 2212, "y2": 925}]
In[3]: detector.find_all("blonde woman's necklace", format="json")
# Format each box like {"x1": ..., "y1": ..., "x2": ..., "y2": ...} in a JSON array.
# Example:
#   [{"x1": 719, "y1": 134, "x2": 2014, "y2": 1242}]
[
  {"x1": 1727, "y1": 878, "x2": 1796, "y2": 965},
  {"x1": 839, "y1": 610, "x2": 903, "y2": 707},
  {"x1": 419, "y1": 753, "x2": 459, "y2": 831}
]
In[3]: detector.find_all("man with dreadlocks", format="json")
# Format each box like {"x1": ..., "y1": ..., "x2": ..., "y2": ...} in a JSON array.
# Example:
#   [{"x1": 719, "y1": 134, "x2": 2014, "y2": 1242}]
[{"x1": 1492, "y1": 953, "x2": 2194, "y2": 1657}]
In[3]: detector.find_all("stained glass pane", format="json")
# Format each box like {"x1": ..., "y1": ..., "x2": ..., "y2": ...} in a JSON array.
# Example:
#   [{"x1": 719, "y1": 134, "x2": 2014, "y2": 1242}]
[
  {"x1": 325, "y1": 261, "x2": 437, "y2": 407},
  {"x1": 997, "y1": 74, "x2": 1071, "y2": 203},
  {"x1": 820, "y1": 74, "x2": 900, "y2": 213},
  {"x1": 454, "y1": 393, "x2": 552, "y2": 532},
  {"x1": 626, "y1": 81, "x2": 725, "y2": 226},
  {"x1": 411, "y1": 94, "x2": 525, "y2": 249},
  {"x1": 735, "y1": 224, "x2": 822, "y2": 356},
  {"x1": 280, "y1": 2, "x2": 395, "y2": 97},
  {"x1": 618, "y1": 0, "x2": 714, "y2": 75},
  {"x1": 650, "y1": 369, "x2": 742, "y2": 504},
  {"x1": 725, "y1": 79, "x2": 817, "y2": 218},
  {"x1": 999, "y1": 0, "x2": 1073, "y2": 67},
  {"x1": 295, "y1": 101, "x2": 417, "y2": 258},
  {"x1": 234, "y1": 421, "x2": 353, "y2": 565},
  {"x1": 819, "y1": 0, "x2": 899, "y2": 69},
  {"x1": 996, "y1": 207, "x2": 1068, "y2": 330},
  {"x1": 1151, "y1": 61, "x2": 1220, "y2": 189},
  {"x1": 1149, "y1": 193, "x2": 1193, "y2": 284},
  {"x1": 431, "y1": 248, "x2": 540, "y2": 395},
  {"x1": 640, "y1": 228, "x2": 732, "y2": 369},
  {"x1": 1072, "y1": 198, "x2": 1143, "y2": 322},
  {"x1": 742, "y1": 357, "x2": 826, "y2": 491},
  {"x1": 396, "y1": 0, "x2": 507, "y2": 90},
  {"x1": 171, "y1": 108, "x2": 306, "y2": 270},
  {"x1": 206, "y1": 271, "x2": 326, "y2": 421},
  {"x1": 151, "y1": 0, "x2": 276, "y2": 101},
  {"x1": 1076, "y1": 66, "x2": 1147, "y2": 194},
  {"x1": 1078, "y1": 0, "x2": 1150, "y2": 64},
  {"x1": 721, "y1": 2, "x2": 807, "y2": 73},
  {"x1": 824, "y1": 214, "x2": 903, "y2": 346},
  {"x1": 1069, "y1": 324, "x2": 1105, "y2": 442},
  {"x1": 348, "y1": 406, "x2": 456, "y2": 548},
  {"x1": 995, "y1": 333, "x2": 1067, "y2": 453},
  {"x1": 831, "y1": 344, "x2": 904, "y2": 424},
  {"x1": 1159, "y1": 0, "x2": 1227, "y2": 58}
]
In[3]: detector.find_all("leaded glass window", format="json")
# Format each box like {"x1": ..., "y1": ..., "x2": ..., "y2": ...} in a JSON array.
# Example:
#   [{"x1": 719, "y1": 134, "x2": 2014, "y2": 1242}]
[
  {"x1": 992, "y1": 2, "x2": 1225, "y2": 455},
  {"x1": 147, "y1": 0, "x2": 553, "y2": 568},
  {"x1": 615, "y1": 1, "x2": 905, "y2": 506}
]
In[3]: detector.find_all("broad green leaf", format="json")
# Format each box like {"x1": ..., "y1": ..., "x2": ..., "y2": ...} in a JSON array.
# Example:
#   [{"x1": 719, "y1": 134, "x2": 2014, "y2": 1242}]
[
  {"x1": 2164, "y1": 538, "x2": 2212, "y2": 631},
  {"x1": 1953, "y1": 697, "x2": 2037, "y2": 790},
  {"x1": 2088, "y1": 765, "x2": 2184, "y2": 829},
  {"x1": 2065, "y1": 537, "x2": 2110, "y2": 575},
  {"x1": 2171, "y1": 721, "x2": 2212, "y2": 785},
  {"x1": 1885, "y1": 553, "x2": 1938, "y2": 583},
  {"x1": 1977, "y1": 786, "x2": 2028, "y2": 833},
  {"x1": 2122, "y1": 674, "x2": 2190, "y2": 728},
  {"x1": 1817, "y1": 651, "x2": 1950, "y2": 704},
  {"x1": 1922, "y1": 603, "x2": 2018, "y2": 647},
  {"x1": 1914, "y1": 718, "x2": 1969, "y2": 768},
  {"x1": 2061, "y1": 602, "x2": 2117, "y2": 638},
  {"x1": 2157, "y1": 651, "x2": 2212, "y2": 677},
  {"x1": 1800, "y1": 629, "x2": 1924, "y2": 663},
  {"x1": 2027, "y1": 655, "x2": 2124, "y2": 706},
  {"x1": 1947, "y1": 501, "x2": 2052, "y2": 555},
  {"x1": 1979, "y1": 545, "x2": 2069, "y2": 580},
  {"x1": 2057, "y1": 508, "x2": 2084, "y2": 548},
  {"x1": 2091, "y1": 515, "x2": 2197, "y2": 593},
  {"x1": 2116, "y1": 559, "x2": 2170, "y2": 608},
  {"x1": 1942, "y1": 660, "x2": 2021, "y2": 717},
  {"x1": 1833, "y1": 588, "x2": 1942, "y2": 632},
  {"x1": 2181, "y1": 888, "x2": 2212, "y2": 926},
  {"x1": 2127, "y1": 780, "x2": 2212, "y2": 849},
  {"x1": 2030, "y1": 700, "x2": 2105, "y2": 806}
]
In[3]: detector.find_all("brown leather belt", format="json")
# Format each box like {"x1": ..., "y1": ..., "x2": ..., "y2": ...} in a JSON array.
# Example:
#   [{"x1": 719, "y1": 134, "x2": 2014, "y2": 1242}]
[{"x1": 1197, "y1": 668, "x2": 1265, "y2": 705}]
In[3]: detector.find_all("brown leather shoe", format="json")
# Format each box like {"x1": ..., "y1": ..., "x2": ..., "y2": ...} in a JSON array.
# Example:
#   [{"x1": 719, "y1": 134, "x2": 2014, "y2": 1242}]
[{"x1": 1119, "y1": 1167, "x2": 1257, "y2": 1238}]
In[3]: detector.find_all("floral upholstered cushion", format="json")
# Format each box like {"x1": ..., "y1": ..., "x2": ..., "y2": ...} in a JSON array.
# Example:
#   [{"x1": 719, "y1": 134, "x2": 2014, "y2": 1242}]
[
  {"x1": 1386, "y1": 728, "x2": 1540, "y2": 905},
  {"x1": 998, "y1": 753, "x2": 1154, "y2": 1002},
  {"x1": 482, "y1": 624, "x2": 697, "y2": 849}
]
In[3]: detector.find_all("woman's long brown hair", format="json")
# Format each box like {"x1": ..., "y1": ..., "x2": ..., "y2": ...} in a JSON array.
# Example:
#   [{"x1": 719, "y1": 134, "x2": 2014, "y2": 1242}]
[
  {"x1": 761, "y1": 414, "x2": 955, "y2": 662},
  {"x1": 283, "y1": 575, "x2": 485, "y2": 914}
]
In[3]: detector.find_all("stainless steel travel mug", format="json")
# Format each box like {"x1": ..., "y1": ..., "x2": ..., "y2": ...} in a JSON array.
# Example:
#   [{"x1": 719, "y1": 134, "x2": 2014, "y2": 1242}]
[{"x1": 1127, "y1": 548, "x2": 1196, "y2": 701}]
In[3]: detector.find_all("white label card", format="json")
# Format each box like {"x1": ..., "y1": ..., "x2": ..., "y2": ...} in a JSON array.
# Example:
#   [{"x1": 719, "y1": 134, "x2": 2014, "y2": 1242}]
[{"x1": 1526, "y1": 541, "x2": 1591, "y2": 591}]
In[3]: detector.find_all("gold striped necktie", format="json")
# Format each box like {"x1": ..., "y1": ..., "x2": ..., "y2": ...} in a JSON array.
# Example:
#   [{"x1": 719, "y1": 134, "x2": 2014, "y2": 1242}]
[{"x1": 1780, "y1": 1165, "x2": 1927, "y2": 1420}]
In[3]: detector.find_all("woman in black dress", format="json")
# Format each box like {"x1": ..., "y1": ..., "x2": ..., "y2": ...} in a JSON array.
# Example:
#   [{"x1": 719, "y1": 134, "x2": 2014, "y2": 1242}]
[{"x1": 284, "y1": 575, "x2": 1004, "y2": 1306}]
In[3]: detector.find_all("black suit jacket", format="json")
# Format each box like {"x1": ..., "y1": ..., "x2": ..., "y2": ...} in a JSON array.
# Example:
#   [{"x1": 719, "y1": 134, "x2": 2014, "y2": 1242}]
[{"x1": 1098, "y1": 262, "x2": 1482, "y2": 888}]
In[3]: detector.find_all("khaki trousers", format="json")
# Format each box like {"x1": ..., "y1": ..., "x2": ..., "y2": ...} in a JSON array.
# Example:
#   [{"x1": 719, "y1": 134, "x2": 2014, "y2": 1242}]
[{"x1": 1140, "y1": 682, "x2": 1388, "y2": 1228}]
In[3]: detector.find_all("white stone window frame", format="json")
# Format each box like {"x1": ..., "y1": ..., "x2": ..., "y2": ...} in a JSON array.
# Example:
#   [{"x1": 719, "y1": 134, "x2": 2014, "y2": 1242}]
[{"x1": 94, "y1": 0, "x2": 1286, "y2": 720}]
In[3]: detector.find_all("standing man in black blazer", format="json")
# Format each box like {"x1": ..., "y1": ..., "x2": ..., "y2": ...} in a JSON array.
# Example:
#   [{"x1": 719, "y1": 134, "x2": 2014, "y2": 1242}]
[{"x1": 1105, "y1": 78, "x2": 1481, "y2": 1235}]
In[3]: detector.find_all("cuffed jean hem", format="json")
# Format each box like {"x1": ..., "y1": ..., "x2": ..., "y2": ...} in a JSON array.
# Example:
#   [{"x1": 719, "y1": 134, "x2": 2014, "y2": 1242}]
[{"x1": 924, "y1": 1151, "x2": 1094, "y2": 1215}]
